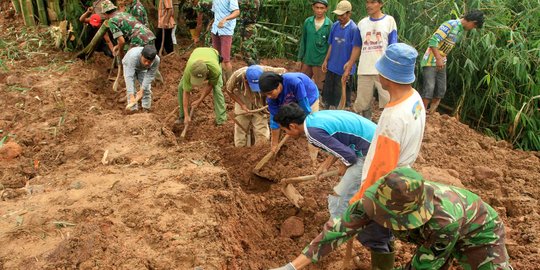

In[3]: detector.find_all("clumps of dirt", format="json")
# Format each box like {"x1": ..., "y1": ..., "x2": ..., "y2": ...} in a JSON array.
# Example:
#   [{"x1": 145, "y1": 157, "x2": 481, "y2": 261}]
[
  {"x1": 415, "y1": 113, "x2": 540, "y2": 270},
  {"x1": 255, "y1": 139, "x2": 316, "y2": 182}
]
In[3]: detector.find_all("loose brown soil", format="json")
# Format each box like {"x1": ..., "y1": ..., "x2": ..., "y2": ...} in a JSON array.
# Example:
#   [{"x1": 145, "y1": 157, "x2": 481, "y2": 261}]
[{"x1": 1, "y1": 10, "x2": 539, "y2": 270}]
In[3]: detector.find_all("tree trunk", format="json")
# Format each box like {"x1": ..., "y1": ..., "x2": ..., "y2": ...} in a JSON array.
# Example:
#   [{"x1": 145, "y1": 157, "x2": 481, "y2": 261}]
[
  {"x1": 35, "y1": 0, "x2": 48, "y2": 25},
  {"x1": 47, "y1": 0, "x2": 62, "y2": 21},
  {"x1": 20, "y1": 0, "x2": 35, "y2": 26},
  {"x1": 75, "y1": 20, "x2": 109, "y2": 60}
]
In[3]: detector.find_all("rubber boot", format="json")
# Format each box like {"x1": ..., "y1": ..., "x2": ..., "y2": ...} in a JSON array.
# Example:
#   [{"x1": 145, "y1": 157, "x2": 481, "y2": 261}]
[
  {"x1": 371, "y1": 251, "x2": 395, "y2": 270},
  {"x1": 429, "y1": 98, "x2": 441, "y2": 114}
]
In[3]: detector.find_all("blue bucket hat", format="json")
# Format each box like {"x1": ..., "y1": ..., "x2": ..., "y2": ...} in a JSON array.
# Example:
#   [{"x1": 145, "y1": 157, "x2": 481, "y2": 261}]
[
  {"x1": 245, "y1": 65, "x2": 264, "y2": 92},
  {"x1": 375, "y1": 43, "x2": 418, "y2": 84}
]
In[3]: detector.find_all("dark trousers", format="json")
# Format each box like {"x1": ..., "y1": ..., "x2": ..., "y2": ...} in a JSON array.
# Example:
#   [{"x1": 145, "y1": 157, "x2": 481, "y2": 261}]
[
  {"x1": 155, "y1": 28, "x2": 174, "y2": 54},
  {"x1": 322, "y1": 70, "x2": 353, "y2": 108},
  {"x1": 356, "y1": 220, "x2": 393, "y2": 252}
]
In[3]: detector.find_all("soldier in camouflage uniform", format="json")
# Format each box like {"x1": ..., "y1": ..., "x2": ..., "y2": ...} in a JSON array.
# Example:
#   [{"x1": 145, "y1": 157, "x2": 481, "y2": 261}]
[
  {"x1": 270, "y1": 167, "x2": 513, "y2": 270},
  {"x1": 101, "y1": 0, "x2": 155, "y2": 57},
  {"x1": 124, "y1": 0, "x2": 149, "y2": 27},
  {"x1": 194, "y1": 0, "x2": 213, "y2": 46},
  {"x1": 237, "y1": 0, "x2": 260, "y2": 65}
]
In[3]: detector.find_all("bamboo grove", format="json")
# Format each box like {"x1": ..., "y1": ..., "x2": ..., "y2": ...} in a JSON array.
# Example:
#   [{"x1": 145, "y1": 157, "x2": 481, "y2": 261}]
[
  {"x1": 8, "y1": 0, "x2": 540, "y2": 150},
  {"x1": 258, "y1": 0, "x2": 540, "y2": 151}
]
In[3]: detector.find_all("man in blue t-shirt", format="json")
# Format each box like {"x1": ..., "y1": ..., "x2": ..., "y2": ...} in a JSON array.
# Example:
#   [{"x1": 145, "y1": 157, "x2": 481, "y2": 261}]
[
  {"x1": 321, "y1": 0, "x2": 361, "y2": 109},
  {"x1": 274, "y1": 103, "x2": 376, "y2": 218},
  {"x1": 259, "y1": 71, "x2": 320, "y2": 162}
]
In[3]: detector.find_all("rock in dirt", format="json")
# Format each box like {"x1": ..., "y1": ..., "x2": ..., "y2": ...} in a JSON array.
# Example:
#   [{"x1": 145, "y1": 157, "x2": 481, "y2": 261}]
[
  {"x1": 0, "y1": 141, "x2": 23, "y2": 161},
  {"x1": 5, "y1": 75, "x2": 19, "y2": 86},
  {"x1": 473, "y1": 166, "x2": 501, "y2": 181},
  {"x1": 419, "y1": 166, "x2": 464, "y2": 187},
  {"x1": 280, "y1": 216, "x2": 304, "y2": 238},
  {"x1": 69, "y1": 181, "x2": 86, "y2": 190}
]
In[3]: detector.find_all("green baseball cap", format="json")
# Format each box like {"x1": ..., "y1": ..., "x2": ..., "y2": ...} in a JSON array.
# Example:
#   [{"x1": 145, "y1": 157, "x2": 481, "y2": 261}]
[
  {"x1": 362, "y1": 167, "x2": 435, "y2": 231},
  {"x1": 190, "y1": 60, "x2": 208, "y2": 86}
]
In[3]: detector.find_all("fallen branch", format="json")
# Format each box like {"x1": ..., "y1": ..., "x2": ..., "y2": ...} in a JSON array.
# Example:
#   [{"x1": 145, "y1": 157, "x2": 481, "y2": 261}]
[
  {"x1": 281, "y1": 184, "x2": 304, "y2": 208},
  {"x1": 280, "y1": 170, "x2": 339, "y2": 185}
]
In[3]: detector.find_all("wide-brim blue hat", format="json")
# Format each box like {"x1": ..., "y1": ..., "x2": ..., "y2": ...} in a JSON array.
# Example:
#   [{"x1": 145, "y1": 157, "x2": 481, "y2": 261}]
[
  {"x1": 246, "y1": 65, "x2": 264, "y2": 92},
  {"x1": 375, "y1": 43, "x2": 418, "y2": 84}
]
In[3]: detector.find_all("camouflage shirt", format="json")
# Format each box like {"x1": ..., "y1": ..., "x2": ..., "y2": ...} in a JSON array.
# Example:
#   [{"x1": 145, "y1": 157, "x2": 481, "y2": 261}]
[
  {"x1": 109, "y1": 12, "x2": 156, "y2": 46},
  {"x1": 238, "y1": 0, "x2": 259, "y2": 24},
  {"x1": 126, "y1": 0, "x2": 149, "y2": 26},
  {"x1": 302, "y1": 180, "x2": 511, "y2": 269}
]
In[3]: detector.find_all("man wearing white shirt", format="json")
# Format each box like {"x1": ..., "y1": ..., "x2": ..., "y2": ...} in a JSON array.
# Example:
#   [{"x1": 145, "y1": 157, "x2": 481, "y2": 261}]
[{"x1": 344, "y1": 0, "x2": 397, "y2": 119}]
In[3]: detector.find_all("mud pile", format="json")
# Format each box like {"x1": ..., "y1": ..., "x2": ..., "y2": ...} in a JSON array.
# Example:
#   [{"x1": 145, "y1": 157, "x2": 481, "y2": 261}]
[{"x1": 1, "y1": 15, "x2": 539, "y2": 269}]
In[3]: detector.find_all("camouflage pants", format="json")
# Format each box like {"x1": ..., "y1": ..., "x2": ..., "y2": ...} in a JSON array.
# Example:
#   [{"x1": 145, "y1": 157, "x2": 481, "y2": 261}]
[
  {"x1": 446, "y1": 218, "x2": 512, "y2": 270},
  {"x1": 238, "y1": 23, "x2": 258, "y2": 65}
]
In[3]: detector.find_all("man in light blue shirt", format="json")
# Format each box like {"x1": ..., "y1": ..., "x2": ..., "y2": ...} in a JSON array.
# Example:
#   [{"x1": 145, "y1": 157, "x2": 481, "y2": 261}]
[
  {"x1": 123, "y1": 45, "x2": 160, "y2": 111},
  {"x1": 211, "y1": 0, "x2": 240, "y2": 81}
]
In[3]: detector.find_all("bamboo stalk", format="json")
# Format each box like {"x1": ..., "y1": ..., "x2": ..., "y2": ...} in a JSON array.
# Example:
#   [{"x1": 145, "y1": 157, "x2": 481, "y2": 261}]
[
  {"x1": 35, "y1": 0, "x2": 48, "y2": 25},
  {"x1": 20, "y1": 0, "x2": 35, "y2": 26},
  {"x1": 48, "y1": 0, "x2": 62, "y2": 21},
  {"x1": 11, "y1": 0, "x2": 21, "y2": 14},
  {"x1": 255, "y1": 23, "x2": 298, "y2": 43},
  {"x1": 75, "y1": 20, "x2": 109, "y2": 60}
]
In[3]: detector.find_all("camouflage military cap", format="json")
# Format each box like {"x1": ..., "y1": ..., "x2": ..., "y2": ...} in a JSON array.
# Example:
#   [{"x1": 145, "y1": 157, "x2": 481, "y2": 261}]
[
  {"x1": 100, "y1": 0, "x2": 117, "y2": 13},
  {"x1": 362, "y1": 167, "x2": 435, "y2": 230}
]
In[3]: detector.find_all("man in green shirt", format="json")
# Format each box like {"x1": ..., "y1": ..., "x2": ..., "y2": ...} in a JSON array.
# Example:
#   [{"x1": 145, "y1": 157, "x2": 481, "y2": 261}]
[
  {"x1": 177, "y1": 47, "x2": 227, "y2": 125},
  {"x1": 297, "y1": 0, "x2": 332, "y2": 92}
]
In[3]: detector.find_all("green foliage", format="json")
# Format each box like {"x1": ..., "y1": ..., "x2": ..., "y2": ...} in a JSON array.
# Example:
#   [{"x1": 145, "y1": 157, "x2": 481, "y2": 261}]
[
  {"x1": 0, "y1": 27, "x2": 54, "y2": 69},
  {"x1": 258, "y1": 0, "x2": 540, "y2": 151}
]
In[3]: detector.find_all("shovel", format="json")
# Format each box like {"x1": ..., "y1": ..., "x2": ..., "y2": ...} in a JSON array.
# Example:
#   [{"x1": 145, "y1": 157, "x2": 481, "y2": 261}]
[
  {"x1": 337, "y1": 77, "x2": 347, "y2": 110},
  {"x1": 180, "y1": 107, "x2": 195, "y2": 139},
  {"x1": 126, "y1": 90, "x2": 143, "y2": 110},
  {"x1": 252, "y1": 135, "x2": 289, "y2": 176},
  {"x1": 112, "y1": 55, "x2": 122, "y2": 92}
]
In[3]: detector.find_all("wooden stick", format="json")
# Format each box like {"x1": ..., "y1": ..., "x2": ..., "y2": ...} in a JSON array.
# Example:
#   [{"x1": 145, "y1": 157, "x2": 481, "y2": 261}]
[
  {"x1": 235, "y1": 105, "x2": 269, "y2": 116},
  {"x1": 230, "y1": 113, "x2": 249, "y2": 134},
  {"x1": 338, "y1": 79, "x2": 346, "y2": 110},
  {"x1": 280, "y1": 170, "x2": 339, "y2": 185},
  {"x1": 253, "y1": 135, "x2": 289, "y2": 173},
  {"x1": 281, "y1": 184, "x2": 304, "y2": 208},
  {"x1": 342, "y1": 239, "x2": 353, "y2": 269},
  {"x1": 159, "y1": 28, "x2": 165, "y2": 56},
  {"x1": 112, "y1": 56, "x2": 122, "y2": 92},
  {"x1": 180, "y1": 107, "x2": 195, "y2": 139},
  {"x1": 164, "y1": 107, "x2": 179, "y2": 123}
]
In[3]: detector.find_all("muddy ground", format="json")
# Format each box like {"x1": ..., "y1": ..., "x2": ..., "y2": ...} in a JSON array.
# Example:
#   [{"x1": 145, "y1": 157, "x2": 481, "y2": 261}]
[{"x1": 1, "y1": 8, "x2": 539, "y2": 270}]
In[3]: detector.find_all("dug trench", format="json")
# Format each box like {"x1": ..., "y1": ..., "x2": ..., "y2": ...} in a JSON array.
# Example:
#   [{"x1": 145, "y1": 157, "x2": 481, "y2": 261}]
[{"x1": 1, "y1": 45, "x2": 540, "y2": 269}]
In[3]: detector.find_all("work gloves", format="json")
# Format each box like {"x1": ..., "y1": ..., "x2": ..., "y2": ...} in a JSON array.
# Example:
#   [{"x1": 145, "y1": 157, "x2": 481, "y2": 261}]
[{"x1": 269, "y1": 262, "x2": 296, "y2": 270}]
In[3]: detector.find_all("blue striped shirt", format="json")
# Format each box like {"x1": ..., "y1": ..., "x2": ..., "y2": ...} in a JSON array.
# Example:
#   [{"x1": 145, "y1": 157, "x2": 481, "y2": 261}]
[{"x1": 305, "y1": 110, "x2": 376, "y2": 166}]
